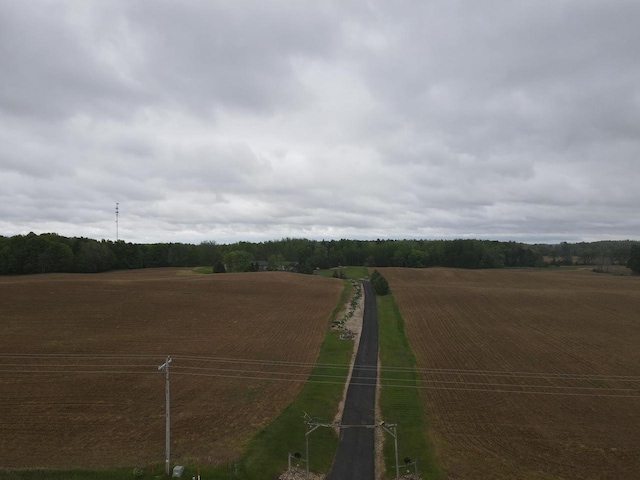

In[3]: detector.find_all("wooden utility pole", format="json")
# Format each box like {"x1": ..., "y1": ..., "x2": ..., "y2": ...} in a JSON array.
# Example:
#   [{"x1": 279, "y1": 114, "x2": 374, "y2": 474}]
[
  {"x1": 304, "y1": 416, "x2": 401, "y2": 480},
  {"x1": 158, "y1": 356, "x2": 172, "y2": 476},
  {"x1": 380, "y1": 422, "x2": 400, "y2": 480}
]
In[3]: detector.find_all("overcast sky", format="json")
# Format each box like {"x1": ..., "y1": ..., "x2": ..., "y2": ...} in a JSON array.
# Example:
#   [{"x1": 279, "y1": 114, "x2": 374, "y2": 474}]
[{"x1": 1, "y1": 1, "x2": 639, "y2": 245}]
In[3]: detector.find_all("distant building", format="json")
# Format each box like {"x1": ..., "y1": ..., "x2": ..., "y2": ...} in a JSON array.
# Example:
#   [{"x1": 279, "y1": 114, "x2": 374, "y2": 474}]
[{"x1": 253, "y1": 260, "x2": 269, "y2": 271}]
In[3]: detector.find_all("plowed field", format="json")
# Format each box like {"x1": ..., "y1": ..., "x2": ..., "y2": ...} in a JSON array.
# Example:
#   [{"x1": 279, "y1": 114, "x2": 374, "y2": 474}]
[
  {"x1": 0, "y1": 269, "x2": 343, "y2": 469},
  {"x1": 381, "y1": 267, "x2": 640, "y2": 480}
]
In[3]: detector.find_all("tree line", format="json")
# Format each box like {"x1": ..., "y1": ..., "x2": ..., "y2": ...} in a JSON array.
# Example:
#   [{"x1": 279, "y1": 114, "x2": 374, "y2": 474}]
[{"x1": 0, "y1": 232, "x2": 638, "y2": 276}]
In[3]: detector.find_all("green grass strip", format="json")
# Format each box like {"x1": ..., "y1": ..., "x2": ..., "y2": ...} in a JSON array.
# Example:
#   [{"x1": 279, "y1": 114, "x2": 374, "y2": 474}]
[
  {"x1": 329, "y1": 280, "x2": 354, "y2": 322},
  {"x1": 378, "y1": 294, "x2": 442, "y2": 479}
]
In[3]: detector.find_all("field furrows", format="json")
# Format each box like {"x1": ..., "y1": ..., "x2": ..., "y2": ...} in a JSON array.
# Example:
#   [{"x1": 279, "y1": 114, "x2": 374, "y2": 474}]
[
  {"x1": 382, "y1": 267, "x2": 640, "y2": 479},
  {"x1": 0, "y1": 269, "x2": 343, "y2": 468}
]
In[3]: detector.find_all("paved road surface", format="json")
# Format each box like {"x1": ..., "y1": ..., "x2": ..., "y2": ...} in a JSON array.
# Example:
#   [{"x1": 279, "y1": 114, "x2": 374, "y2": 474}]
[{"x1": 327, "y1": 280, "x2": 379, "y2": 480}]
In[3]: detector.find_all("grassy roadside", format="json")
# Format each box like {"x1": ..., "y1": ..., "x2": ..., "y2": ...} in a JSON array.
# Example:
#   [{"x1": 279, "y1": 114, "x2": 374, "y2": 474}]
[
  {"x1": 377, "y1": 294, "x2": 442, "y2": 479},
  {"x1": 236, "y1": 279, "x2": 354, "y2": 479}
]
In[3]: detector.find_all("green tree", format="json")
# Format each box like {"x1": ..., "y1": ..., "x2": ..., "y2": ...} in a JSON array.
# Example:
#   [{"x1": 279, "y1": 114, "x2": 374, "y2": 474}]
[
  {"x1": 578, "y1": 248, "x2": 597, "y2": 265},
  {"x1": 73, "y1": 240, "x2": 115, "y2": 273},
  {"x1": 108, "y1": 240, "x2": 143, "y2": 269},
  {"x1": 370, "y1": 269, "x2": 390, "y2": 295},
  {"x1": 224, "y1": 250, "x2": 253, "y2": 272},
  {"x1": 198, "y1": 240, "x2": 222, "y2": 267},
  {"x1": 309, "y1": 244, "x2": 329, "y2": 269},
  {"x1": 560, "y1": 242, "x2": 573, "y2": 265},
  {"x1": 267, "y1": 254, "x2": 287, "y2": 271},
  {"x1": 629, "y1": 245, "x2": 640, "y2": 274},
  {"x1": 0, "y1": 245, "x2": 17, "y2": 274},
  {"x1": 167, "y1": 243, "x2": 198, "y2": 267},
  {"x1": 480, "y1": 248, "x2": 504, "y2": 268},
  {"x1": 42, "y1": 241, "x2": 74, "y2": 272},
  {"x1": 141, "y1": 243, "x2": 170, "y2": 267}
]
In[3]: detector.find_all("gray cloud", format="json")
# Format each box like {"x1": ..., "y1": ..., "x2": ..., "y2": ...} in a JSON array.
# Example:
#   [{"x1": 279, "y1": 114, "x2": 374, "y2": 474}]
[{"x1": 1, "y1": 0, "x2": 639, "y2": 244}]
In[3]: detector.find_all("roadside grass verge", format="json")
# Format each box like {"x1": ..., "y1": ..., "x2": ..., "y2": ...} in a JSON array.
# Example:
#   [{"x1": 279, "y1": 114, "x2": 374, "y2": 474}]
[
  {"x1": 329, "y1": 280, "x2": 354, "y2": 323},
  {"x1": 344, "y1": 266, "x2": 369, "y2": 279},
  {"x1": 236, "y1": 280, "x2": 355, "y2": 479},
  {"x1": 312, "y1": 268, "x2": 335, "y2": 278},
  {"x1": 377, "y1": 294, "x2": 442, "y2": 479}
]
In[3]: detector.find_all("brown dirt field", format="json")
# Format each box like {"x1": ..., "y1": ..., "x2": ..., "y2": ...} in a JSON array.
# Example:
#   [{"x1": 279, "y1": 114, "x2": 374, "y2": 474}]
[
  {"x1": 381, "y1": 267, "x2": 640, "y2": 480},
  {"x1": 0, "y1": 269, "x2": 343, "y2": 469}
]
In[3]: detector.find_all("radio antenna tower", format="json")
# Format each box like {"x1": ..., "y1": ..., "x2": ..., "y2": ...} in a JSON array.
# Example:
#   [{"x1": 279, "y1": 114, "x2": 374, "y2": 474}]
[{"x1": 115, "y1": 203, "x2": 119, "y2": 241}]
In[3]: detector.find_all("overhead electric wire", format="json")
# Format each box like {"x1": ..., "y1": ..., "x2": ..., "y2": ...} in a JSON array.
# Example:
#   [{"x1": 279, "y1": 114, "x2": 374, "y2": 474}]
[
  {"x1": 3, "y1": 365, "x2": 635, "y2": 397},
  {"x1": 170, "y1": 371, "x2": 640, "y2": 398},
  {"x1": 170, "y1": 365, "x2": 640, "y2": 389},
  {"x1": 0, "y1": 367, "x2": 638, "y2": 397},
  {"x1": 2, "y1": 363, "x2": 638, "y2": 390},
  {"x1": 3, "y1": 360, "x2": 639, "y2": 386},
  {"x1": 3, "y1": 353, "x2": 640, "y2": 382},
  {"x1": 0, "y1": 369, "x2": 159, "y2": 375},
  {"x1": 1, "y1": 354, "x2": 639, "y2": 398},
  {"x1": 0, "y1": 363, "x2": 160, "y2": 368},
  {"x1": 2, "y1": 355, "x2": 640, "y2": 383},
  {"x1": 0, "y1": 363, "x2": 640, "y2": 383},
  {"x1": 0, "y1": 353, "x2": 165, "y2": 359},
  {"x1": 166, "y1": 354, "x2": 640, "y2": 381}
]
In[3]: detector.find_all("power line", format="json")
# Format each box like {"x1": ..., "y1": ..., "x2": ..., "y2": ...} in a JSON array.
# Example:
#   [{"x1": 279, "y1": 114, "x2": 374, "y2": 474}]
[
  {"x1": 0, "y1": 353, "x2": 165, "y2": 358},
  {"x1": 0, "y1": 369, "x2": 158, "y2": 375},
  {"x1": 3, "y1": 361, "x2": 638, "y2": 386},
  {"x1": 1, "y1": 358, "x2": 639, "y2": 384},
  {"x1": 0, "y1": 363, "x2": 160, "y2": 368},
  {"x1": 0, "y1": 367, "x2": 638, "y2": 398},
  {"x1": 3, "y1": 353, "x2": 639, "y2": 382},
  {"x1": 167, "y1": 372, "x2": 640, "y2": 398},
  {"x1": 1, "y1": 353, "x2": 639, "y2": 399}
]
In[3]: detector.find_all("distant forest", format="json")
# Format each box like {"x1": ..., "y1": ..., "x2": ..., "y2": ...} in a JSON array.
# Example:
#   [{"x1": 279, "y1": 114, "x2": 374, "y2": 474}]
[{"x1": 1, "y1": 232, "x2": 639, "y2": 275}]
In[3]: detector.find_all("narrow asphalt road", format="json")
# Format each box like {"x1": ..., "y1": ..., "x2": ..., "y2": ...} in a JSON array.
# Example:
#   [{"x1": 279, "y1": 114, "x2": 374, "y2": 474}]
[{"x1": 327, "y1": 280, "x2": 379, "y2": 480}]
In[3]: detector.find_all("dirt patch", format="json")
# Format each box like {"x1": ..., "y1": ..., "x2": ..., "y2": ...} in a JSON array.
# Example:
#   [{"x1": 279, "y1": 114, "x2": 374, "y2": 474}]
[
  {"x1": 332, "y1": 282, "x2": 365, "y2": 429},
  {"x1": 279, "y1": 466, "x2": 325, "y2": 480}
]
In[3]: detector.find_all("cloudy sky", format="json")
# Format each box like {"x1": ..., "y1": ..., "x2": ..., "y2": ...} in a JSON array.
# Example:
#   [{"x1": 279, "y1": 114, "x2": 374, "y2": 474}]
[{"x1": 1, "y1": 1, "x2": 639, "y2": 245}]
